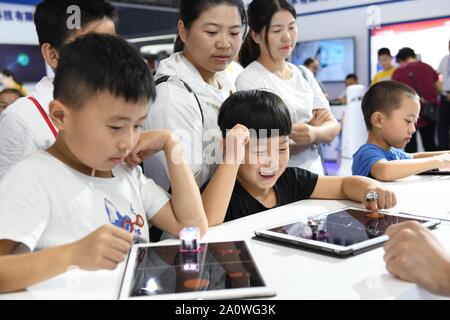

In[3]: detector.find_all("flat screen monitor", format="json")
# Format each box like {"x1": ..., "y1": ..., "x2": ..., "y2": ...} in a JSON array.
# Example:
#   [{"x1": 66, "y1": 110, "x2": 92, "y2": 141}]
[
  {"x1": 291, "y1": 37, "x2": 355, "y2": 83},
  {"x1": 369, "y1": 16, "x2": 450, "y2": 82},
  {"x1": 0, "y1": 44, "x2": 47, "y2": 83}
]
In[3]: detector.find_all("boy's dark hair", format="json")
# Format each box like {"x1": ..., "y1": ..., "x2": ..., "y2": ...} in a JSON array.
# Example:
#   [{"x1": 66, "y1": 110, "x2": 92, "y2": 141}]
[
  {"x1": 303, "y1": 58, "x2": 316, "y2": 67},
  {"x1": 377, "y1": 47, "x2": 391, "y2": 57},
  {"x1": 218, "y1": 90, "x2": 292, "y2": 138},
  {"x1": 239, "y1": 0, "x2": 296, "y2": 68},
  {"x1": 345, "y1": 73, "x2": 358, "y2": 81},
  {"x1": 54, "y1": 34, "x2": 155, "y2": 109},
  {"x1": 0, "y1": 88, "x2": 24, "y2": 98},
  {"x1": 362, "y1": 81, "x2": 419, "y2": 130},
  {"x1": 395, "y1": 47, "x2": 416, "y2": 63},
  {"x1": 34, "y1": 0, "x2": 117, "y2": 50},
  {"x1": 174, "y1": 0, "x2": 247, "y2": 53}
]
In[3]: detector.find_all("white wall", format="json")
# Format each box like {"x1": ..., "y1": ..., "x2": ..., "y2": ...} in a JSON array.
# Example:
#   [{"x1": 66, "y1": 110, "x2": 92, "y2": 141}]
[{"x1": 296, "y1": 0, "x2": 450, "y2": 98}]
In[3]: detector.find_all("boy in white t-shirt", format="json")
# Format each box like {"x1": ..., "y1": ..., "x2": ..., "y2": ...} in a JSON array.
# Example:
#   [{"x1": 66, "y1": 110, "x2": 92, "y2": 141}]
[{"x1": 0, "y1": 34, "x2": 207, "y2": 293}]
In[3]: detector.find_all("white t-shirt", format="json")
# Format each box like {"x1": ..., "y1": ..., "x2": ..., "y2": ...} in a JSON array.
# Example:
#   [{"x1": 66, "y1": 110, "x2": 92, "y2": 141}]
[
  {"x1": 235, "y1": 61, "x2": 330, "y2": 175},
  {"x1": 0, "y1": 152, "x2": 170, "y2": 252},
  {"x1": 144, "y1": 53, "x2": 234, "y2": 190},
  {"x1": 0, "y1": 77, "x2": 55, "y2": 181},
  {"x1": 438, "y1": 53, "x2": 450, "y2": 92}
]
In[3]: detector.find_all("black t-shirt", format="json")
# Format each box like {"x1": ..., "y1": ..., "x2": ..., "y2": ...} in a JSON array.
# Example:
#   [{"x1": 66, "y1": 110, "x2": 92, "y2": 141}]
[{"x1": 224, "y1": 167, "x2": 319, "y2": 222}]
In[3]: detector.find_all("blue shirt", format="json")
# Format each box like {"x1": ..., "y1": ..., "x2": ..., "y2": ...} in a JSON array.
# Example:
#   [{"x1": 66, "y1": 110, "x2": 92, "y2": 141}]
[{"x1": 352, "y1": 143, "x2": 412, "y2": 177}]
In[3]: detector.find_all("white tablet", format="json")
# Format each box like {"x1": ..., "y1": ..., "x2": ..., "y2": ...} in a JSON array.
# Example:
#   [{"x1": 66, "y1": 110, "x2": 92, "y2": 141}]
[
  {"x1": 117, "y1": 240, "x2": 276, "y2": 300},
  {"x1": 254, "y1": 207, "x2": 440, "y2": 257}
]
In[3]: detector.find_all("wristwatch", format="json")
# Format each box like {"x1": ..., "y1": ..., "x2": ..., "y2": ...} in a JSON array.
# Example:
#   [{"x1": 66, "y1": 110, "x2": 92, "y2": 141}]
[{"x1": 364, "y1": 190, "x2": 379, "y2": 202}]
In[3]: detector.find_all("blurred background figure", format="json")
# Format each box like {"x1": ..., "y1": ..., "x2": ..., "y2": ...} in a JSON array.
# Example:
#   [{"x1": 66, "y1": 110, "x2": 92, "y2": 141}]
[
  {"x1": 371, "y1": 47, "x2": 396, "y2": 85},
  {"x1": 303, "y1": 57, "x2": 328, "y2": 97},
  {"x1": 0, "y1": 88, "x2": 23, "y2": 115},
  {"x1": 0, "y1": 69, "x2": 28, "y2": 97},
  {"x1": 303, "y1": 57, "x2": 319, "y2": 74},
  {"x1": 225, "y1": 56, "x2": 244, "y2": 85}
]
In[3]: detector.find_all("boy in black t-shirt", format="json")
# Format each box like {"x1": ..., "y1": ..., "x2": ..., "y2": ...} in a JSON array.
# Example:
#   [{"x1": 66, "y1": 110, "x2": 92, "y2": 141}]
[{"x1": 201, "y1": 90, "x2": 398, "y2": 225}]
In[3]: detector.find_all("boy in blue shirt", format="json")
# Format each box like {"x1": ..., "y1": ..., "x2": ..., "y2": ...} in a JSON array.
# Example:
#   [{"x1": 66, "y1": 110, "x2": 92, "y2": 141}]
[
  {"x1": 352, "y1": 81, "x2": 450, "y2": 181},
  {"x1": 0, "y1": 34, "x2": 207, "y2": 293}
]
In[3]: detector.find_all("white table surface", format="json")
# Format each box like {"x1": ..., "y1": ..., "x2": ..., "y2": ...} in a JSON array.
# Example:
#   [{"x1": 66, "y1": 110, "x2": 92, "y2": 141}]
[{"x1": 2, "y1": 175, "x2": 450, "y2": 300}]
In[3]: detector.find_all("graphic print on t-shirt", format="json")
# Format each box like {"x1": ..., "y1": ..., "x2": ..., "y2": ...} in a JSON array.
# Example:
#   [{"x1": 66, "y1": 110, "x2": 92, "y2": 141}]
[{"x1": 104, "y1": 198, "x2": 145, "y2": 242}]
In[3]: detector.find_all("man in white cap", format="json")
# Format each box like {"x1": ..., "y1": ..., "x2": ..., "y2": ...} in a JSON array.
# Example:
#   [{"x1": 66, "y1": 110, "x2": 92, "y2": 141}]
[{"x1": 437, "y1": 36, "x2": 450, "y2": 149}]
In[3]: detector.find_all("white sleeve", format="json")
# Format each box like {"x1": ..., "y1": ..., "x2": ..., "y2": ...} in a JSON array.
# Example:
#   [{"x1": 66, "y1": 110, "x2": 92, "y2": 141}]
[
  {"x1": 135, "y1": 167, "x2": 170, "y2": 221},
  {"x1": 0, "y1": 162, "x2": 50, "y2": 251},
  {"x1": 302, "y1": 66, "x2": 330, "y2": 110},
  {"x1": 144, "y1": 82, "x2": 203, "y2": 190},
  {"x1": 0, "y1": 112, "x2": 40, "y2": 181}
]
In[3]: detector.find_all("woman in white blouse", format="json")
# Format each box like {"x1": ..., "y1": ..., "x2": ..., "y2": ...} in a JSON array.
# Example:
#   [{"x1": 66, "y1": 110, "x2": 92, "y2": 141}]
[{"x1": 236, "y1": 0, "x2": 340, "y2": 175}]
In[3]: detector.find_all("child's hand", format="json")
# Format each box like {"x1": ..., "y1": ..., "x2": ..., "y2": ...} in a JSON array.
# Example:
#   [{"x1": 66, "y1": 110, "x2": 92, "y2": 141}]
[
  {"x1": 69, "y1": 224, "x2": 133, "y2": 271},
  {"x1": 125, "y1": 130, "x2": 177, "y2": 166},
  {"x1": 362, "y1": 187, "x2": 397, "y2": 212},
  {"x1": 290, "y1": 123, "x2": 317, "y2": 147},
  {"x1": 223, "y1": 124, "x2": 250, "y2": 165}
]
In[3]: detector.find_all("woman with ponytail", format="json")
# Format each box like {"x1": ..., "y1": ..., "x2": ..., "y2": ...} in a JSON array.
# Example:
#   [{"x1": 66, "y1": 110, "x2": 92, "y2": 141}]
[
  {"x1": 236, "y1": 0, "x2": 340, "y2": 175},
  {"x1": 143, "y1": 0, "x2": 246, "y2": 191}
]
